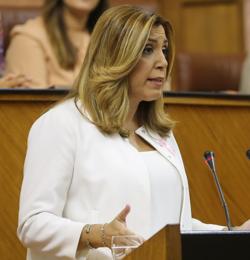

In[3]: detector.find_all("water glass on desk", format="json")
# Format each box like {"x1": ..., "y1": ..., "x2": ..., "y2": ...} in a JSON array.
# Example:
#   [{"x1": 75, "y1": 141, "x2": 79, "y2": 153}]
[{"x1": 111, "y1": 235, "x2": 142, "y2": 260}]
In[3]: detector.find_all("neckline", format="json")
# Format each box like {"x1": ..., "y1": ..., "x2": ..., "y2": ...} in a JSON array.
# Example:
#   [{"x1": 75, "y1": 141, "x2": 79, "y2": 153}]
[{"x1": 124, "y1": 137, "x2": 156, "y2": 153}]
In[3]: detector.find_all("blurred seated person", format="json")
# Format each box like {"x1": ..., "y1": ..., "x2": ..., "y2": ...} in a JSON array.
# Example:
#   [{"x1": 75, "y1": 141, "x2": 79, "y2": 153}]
[
  {"x1": 239, "y1": 54, "x2": 250, "y2": 94},
  {"x1": 0, "y1": 74, "x2": 32, "y2": 88},
  {"x1": 5, "y1": 0, "x2": 108, "y2": 89}
]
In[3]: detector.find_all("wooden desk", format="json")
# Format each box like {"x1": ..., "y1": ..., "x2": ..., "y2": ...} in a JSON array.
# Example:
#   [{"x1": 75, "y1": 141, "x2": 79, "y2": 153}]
[{"x1": 0, "y1": 90, "x2": 250, "y2": 259}]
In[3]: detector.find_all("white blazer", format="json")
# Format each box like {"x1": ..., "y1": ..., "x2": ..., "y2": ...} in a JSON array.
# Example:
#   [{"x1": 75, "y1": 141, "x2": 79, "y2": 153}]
[{"x1": 18, "y1": 99, "x2": 222, "y2": 260}]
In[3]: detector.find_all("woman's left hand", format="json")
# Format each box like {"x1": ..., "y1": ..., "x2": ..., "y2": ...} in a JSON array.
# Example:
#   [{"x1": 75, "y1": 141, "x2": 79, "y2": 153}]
[{"x1": 234, "y1": 219, "x2": 250, "y2": 231}]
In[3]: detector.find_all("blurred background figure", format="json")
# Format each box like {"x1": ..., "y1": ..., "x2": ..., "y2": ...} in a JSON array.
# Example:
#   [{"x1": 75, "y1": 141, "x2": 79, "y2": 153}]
[
  {"x1": 239, "y1": 54, "x2": 250, "y2": 94},
  {"x1": 0, "y1": 14, "x2": 32, "y2": 89},
  {"x1": 5, "y1": 0, "x2": 108, "y2": 89}
]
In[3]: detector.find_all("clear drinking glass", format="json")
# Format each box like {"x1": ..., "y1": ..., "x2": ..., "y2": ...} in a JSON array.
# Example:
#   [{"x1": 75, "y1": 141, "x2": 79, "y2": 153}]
[{"x1": 111, "y1": 235, "x2": 142, "y2": 260}]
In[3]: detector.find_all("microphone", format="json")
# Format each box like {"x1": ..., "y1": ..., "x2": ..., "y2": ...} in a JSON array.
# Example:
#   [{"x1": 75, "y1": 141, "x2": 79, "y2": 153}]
[
  {"x1": 246, "y1": 149, "x2": 250, "y2": 160},
  {"x1": 203, "y1": 151, "x2": 232, "y2": 231}
]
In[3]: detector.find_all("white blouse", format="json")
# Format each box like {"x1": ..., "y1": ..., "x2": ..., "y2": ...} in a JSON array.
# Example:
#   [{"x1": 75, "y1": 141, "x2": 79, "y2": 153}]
[{"x1": 140, "y1": 150, "x2": 182, "y2": 236}]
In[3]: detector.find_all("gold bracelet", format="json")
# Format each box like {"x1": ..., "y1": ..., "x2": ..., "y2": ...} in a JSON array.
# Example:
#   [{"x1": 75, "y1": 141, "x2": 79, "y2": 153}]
[
  {"x1": 83, "y1": 224, "x2": 95, "y2": 249},
  {"x1": 101, "y1": 223, "x2": 108, "y2": 247}
]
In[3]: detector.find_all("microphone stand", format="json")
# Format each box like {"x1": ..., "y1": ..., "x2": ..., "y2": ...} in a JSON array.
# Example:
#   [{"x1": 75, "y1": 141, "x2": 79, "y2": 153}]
[{"x1": 204, "y1": 151, "x2": 232, "y2": 231}]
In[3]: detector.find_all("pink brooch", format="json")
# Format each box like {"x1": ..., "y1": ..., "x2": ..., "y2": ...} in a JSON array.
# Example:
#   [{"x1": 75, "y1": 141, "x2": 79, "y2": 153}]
[{"x1": 156, "y1": 138, "x2": 175, "y2": 156}]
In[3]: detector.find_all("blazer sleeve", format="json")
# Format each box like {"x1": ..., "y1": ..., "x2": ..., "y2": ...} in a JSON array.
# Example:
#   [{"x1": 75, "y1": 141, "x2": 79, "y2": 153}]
[
  {"x1": 17, "y1": 107, "x2": 86, "y2": 259},
  {"x1": 5, "y1": 34, "x2": 48, "y2": 87}
]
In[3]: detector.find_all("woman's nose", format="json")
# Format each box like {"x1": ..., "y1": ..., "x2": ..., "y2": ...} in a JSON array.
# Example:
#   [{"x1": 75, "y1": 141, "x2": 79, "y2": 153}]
[{"x1": 156, "y1": 51, "x2": 168, "y2": 69}]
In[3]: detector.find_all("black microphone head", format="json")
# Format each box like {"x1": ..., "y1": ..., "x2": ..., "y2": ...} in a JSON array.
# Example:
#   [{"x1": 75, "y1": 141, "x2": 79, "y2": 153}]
[
  {"x1": 246, "y1": 149, "x2": 250, "y2": 160},
  {"x1": 203, "y1": 151, "x2": 215, "y2": 172},
  {"x1": 204, "y1": 151, "x2": 214, "y2": 159}
]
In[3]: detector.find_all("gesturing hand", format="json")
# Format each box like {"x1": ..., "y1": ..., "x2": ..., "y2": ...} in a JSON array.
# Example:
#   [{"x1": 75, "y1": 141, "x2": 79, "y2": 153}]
[
  {"x1": 234, "y1": 219, "x2": 250, "y2": 231},
  {"x1": 80, "y1": 205, "x2": 144, "y2": 250},
  {"x1": 104, "y1": 205, "x2": 137, "y2": 247}
]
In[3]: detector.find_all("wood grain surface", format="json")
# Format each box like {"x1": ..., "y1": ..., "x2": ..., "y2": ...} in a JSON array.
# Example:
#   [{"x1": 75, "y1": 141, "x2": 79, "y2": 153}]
[{"x1": 124, "y1": 225, "x2": 181, "y2": 260}]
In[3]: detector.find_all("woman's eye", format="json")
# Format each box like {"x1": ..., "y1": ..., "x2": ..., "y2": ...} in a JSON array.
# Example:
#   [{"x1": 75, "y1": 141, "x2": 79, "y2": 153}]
[
  {"x1": 143, "y1": 45, "x2": 153, "y2": 55},
  {"x1": 162, "y1": 47, "x2": 168, "y2": 57}
]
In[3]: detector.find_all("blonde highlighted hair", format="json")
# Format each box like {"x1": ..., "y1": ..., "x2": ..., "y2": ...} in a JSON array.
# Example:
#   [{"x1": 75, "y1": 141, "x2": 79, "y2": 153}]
[{"x1": 72, "y1": 5, "x2": 175, "y2": 136}]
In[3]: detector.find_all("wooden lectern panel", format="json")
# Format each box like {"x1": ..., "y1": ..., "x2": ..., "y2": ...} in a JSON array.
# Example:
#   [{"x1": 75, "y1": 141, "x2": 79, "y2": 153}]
[{"x1": 124, "y1": 225, "x2": 181, "y2": 260}]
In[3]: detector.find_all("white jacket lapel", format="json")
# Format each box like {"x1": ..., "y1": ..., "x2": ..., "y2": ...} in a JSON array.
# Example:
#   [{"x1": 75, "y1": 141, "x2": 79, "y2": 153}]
[{"x1": 135, "y1": 126, "x2": 183, "y2": 174}]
